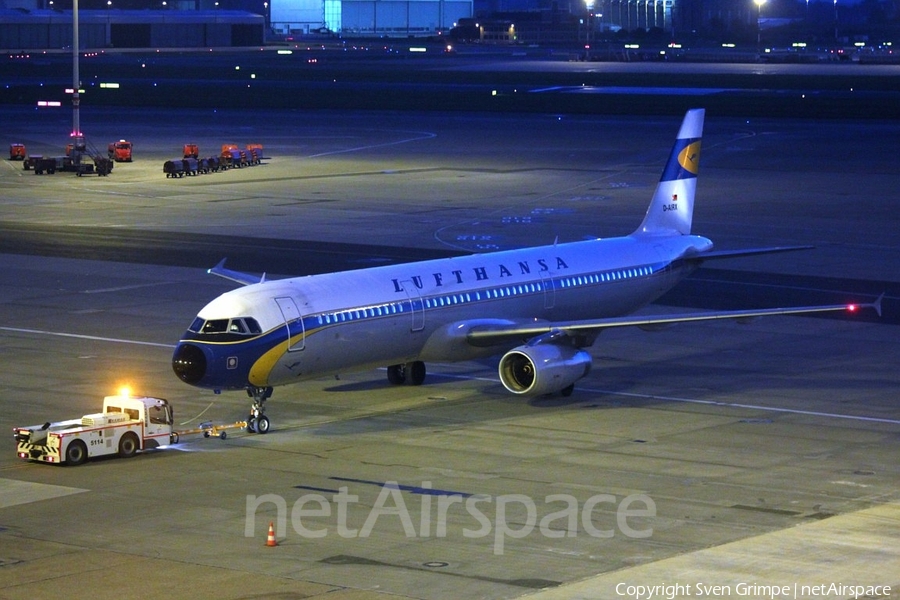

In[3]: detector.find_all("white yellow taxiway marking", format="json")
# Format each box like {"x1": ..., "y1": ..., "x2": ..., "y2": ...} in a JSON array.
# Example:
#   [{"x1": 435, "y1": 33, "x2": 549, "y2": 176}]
[{"x1": 0, "y1": 478, "x2": 88, "y2": 510}]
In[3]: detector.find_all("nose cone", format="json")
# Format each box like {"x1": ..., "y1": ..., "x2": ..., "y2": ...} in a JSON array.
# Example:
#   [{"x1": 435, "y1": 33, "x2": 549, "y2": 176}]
[{"x1": 172, "y1": 343, "x2": 207, "y2": 385}]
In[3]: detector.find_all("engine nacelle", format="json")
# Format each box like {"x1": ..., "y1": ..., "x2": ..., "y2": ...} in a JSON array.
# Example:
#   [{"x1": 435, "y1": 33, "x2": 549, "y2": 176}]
[{"x1": 498, "y1": 344, "x2": 592, "y2": 396}]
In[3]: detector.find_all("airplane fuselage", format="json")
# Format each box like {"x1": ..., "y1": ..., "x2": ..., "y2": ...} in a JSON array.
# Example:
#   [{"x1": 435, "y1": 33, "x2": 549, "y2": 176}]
[{"x1": 173, "y1": 233, "x2": 712, "y2": 392}]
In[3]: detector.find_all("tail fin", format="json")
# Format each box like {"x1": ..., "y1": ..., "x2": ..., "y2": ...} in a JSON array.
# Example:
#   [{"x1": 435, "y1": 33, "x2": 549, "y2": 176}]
[{"x1": 633, "y1": 108, "x2": 704, "y2": 236}]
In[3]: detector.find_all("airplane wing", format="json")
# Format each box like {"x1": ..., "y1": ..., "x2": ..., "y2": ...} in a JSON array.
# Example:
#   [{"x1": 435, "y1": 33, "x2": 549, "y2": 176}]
[
  {"x1": 465, "y1": 295, "x2": 883, "y2": 348},
  {"x1": 207, "y1": 259, "x2": 266, "y2": 286}
]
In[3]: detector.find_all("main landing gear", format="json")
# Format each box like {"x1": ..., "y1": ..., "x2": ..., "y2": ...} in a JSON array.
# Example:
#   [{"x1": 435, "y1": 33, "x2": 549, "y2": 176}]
[
  {"x1": 246, "y1": 386, "x2": 273, "y2": 434},
  {"x1": 386, "y1": 361, "x2": 426, "y2": 386},
  {"x1": 243, "y1": 363, "x2": 425, "y2": 434}
]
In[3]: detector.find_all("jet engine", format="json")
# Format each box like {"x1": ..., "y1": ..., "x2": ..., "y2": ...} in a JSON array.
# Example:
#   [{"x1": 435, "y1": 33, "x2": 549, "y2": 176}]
[{"x1": 498, "y1": 344, "x2": 592, "y2": 396}]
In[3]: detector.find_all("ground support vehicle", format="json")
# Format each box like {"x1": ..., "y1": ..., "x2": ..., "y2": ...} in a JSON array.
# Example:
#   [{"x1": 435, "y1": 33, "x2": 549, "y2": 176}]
[
  {"x1": 222, "y1": 149, "x2": 246, "y2": 168},
  {"x1": 246, "y1": 143, "x2": 264, "y2": 160},
  {"x1": 24, "y1": 154, "x2": 110, "y2": 176},
  {"x1": 92, "y1": 156, "x2": 113, "y2": 176},
  {"x1": 164, "y1": 159, "x2": 184, "y2": 177},
  {"x1": 29, "y1": 157, "x2": 57, "y2": 175},
  {"x1": 14, "y1": 395, "x2": 175, "y2": 465},
  {"x1": 173, "y1": 420, "x2": 248, "y2": 441},
  {"x1": 183, "y1": 143, "x2": 199, "y2": 159},
  {"x1": 108, "y1": 140, "x2": 133, "y2": 162},
  {"x1": 182, "y1": 157, "x2": 199, "y2": 175},
  {"x1": 9, "y1": 143, "x2": 26, "y2": 160}
]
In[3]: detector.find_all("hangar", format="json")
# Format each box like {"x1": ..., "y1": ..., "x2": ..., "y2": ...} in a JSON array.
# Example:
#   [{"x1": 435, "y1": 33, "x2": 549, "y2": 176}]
[
  {"x1": 0, "y1": 0, "x2": 472, "y2": 50},
  {"x1": 0, "y1": 9, "x2": 265, "y2": 49},
  {"x1": 270, "y1": 0, "x2": 472, "y2": 37}
]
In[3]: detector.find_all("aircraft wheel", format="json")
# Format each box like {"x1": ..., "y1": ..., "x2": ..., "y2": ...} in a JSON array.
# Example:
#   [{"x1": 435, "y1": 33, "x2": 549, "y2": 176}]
[
  {"x1": 406, "y1": 361, "x2": 426, "y2": 386},
  {"x1": 255, "y1": 415, "x2": 271, "y2": 434},
  {"x1": 246, "y1": 417, "x2": 256, "y2": 433},
  {"x1": 387, "y1": 364, "x2": 405, "y2": 385}
]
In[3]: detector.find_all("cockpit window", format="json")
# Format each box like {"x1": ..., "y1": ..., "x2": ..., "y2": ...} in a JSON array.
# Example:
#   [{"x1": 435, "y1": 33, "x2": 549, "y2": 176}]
[
  {"x1": 201, "y1": 319, "x2": 229, "y2": 334},
  {"x1": 192, "y1": 317, "x2": 262, "y2": 336}
]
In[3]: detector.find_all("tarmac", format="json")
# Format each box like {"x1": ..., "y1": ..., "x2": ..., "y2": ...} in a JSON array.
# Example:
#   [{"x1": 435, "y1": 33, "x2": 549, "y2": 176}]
[{"x1": 0, "y1": 103, "x2": 897, "y2": 600}]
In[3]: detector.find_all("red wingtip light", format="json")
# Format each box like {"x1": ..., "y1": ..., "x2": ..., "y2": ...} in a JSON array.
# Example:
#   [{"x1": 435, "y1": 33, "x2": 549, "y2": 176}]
[{"x1": 847, "y1": 304, "x2": 858, "y2": 312}]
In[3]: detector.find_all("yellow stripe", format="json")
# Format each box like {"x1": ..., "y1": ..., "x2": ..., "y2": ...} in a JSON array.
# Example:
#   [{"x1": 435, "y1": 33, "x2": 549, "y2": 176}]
[{"x1": 248, "y1": 339, "x2": 290, "y2": 386}]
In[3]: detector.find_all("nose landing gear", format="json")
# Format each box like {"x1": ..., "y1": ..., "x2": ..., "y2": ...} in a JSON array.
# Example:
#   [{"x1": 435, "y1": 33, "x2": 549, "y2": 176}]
[{"x1": 246, "y1": 386, "x2": 273, "y2": 434}]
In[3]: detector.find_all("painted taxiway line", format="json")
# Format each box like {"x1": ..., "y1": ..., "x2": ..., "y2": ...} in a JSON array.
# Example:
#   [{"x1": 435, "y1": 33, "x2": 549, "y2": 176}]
[
  {"x1": 431, "y1": 372, "x2": 900, "y2": 426},
  {"x1": 0, "y1": 326, "x2": 174, "y2": 348}
]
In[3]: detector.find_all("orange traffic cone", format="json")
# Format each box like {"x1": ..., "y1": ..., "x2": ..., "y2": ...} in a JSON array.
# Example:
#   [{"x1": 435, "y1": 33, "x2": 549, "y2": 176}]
[{"x1": 266, "y1": 522, "x2": 277, "y2": 547}]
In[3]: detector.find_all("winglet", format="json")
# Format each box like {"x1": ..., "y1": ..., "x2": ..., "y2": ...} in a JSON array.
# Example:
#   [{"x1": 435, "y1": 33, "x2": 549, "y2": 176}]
[
  {"x1": 871, "y1": 293, "x2": 884, "y2": 318},
  {"x1": 207, "y1": 259, "x2": 265, "y2": 286},
  {"x1": 846, "y1": 293, "x2": 882, "y2": 318},
  {"x1": 633, "y1": 108, "x2": 705, "y2": 237}
]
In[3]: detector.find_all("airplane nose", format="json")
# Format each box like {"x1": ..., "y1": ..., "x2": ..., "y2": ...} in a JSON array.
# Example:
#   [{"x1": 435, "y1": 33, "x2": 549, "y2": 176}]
[{"x1": 172, "y1": 344, "x2": 207, "y2": 385}]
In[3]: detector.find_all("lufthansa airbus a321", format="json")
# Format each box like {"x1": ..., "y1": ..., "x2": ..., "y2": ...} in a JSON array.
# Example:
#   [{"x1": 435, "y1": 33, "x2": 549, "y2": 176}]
[{"x1": 171, "y1": 109, "x2": 881, "y2": 433}]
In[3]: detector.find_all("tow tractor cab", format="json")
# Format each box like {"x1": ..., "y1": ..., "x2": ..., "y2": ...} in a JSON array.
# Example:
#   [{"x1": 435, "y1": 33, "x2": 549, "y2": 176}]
[{"x1": 14, "y1": 394, "x2": 174, "y2": 466}]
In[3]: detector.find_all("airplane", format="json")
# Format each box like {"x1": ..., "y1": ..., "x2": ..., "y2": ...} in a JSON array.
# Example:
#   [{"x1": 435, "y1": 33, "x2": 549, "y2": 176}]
[{"x1": 171, "y1": 108, "x2": 881, "y2": 434}]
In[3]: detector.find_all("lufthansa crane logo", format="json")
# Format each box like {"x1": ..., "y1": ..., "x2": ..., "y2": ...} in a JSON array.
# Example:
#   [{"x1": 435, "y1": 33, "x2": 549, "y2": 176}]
[{"x1": 677, "y1": 140, "x2": 701, "y2": 175}]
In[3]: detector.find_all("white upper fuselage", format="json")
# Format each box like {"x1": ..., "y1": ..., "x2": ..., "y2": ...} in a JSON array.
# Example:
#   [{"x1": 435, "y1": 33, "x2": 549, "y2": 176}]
[{"x1": 185, "y1": 232, "x2": 712, "y2": 390}]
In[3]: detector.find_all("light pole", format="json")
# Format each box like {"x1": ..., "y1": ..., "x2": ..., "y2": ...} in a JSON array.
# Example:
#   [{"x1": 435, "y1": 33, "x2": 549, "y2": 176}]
[
  {"x1": 754, "y1": 0, "x2": 766, "y2": 56},
  {"x1": 833, "y1": 0, "x2": 839, "y2": 41},
  {"x1": 72, "y1": 0, "x2": 80, "y2": 139},
  {"x1": 585, "y1": 0, "x2": 595, "y2": 47}
]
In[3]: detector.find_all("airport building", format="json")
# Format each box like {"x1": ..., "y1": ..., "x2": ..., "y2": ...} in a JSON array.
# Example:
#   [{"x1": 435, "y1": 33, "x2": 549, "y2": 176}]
[
  {"x1": 271, "y1": 0, "x2": 473, "y2": 36},
  {"x1": 0, "y1": 0, "x2": 784, "y2": 48},
  {"x1": 0, "y1": 8, "x2": 265, "y2": 49},
  {"x1": 0, "y1": 0, "x2": 472, "y2": 48}
]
